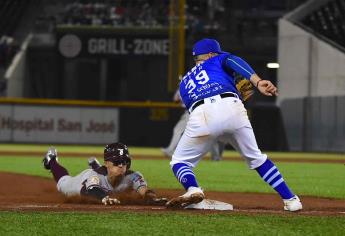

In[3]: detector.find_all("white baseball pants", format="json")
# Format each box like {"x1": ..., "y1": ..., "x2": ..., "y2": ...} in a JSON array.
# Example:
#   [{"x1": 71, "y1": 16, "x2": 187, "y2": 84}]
[{"x1": 170, "y1": 95, "x2": 267, "y2": 169}]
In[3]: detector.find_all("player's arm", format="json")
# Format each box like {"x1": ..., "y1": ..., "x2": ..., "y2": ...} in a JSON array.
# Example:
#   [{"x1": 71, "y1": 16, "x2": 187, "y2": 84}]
[
  {"x1": 81, "y1": 176, "x2": 120, "y2": 205},
  {"x1": 250, "y1": 74, "x2": 278, "y2": 96},
  {"x1": 224, "y1": 55, "x2": 278, "y2": 96},
  {"x1": 137, "y1": 186, "x2": 168, "y2": 205},
  {"x1": 223, "y1": 55, "x2": 255, "y2": 79},
  {"x1": 131, "y1": 172, "x2": 168, "y2": 205}
]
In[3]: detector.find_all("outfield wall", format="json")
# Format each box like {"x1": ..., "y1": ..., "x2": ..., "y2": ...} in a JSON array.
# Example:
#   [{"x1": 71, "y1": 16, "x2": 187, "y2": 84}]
[
  {"x1": 0, "y1": 98, "x2": 182, "y2": 146},
  {"x1": 0, "y1": 98, "x2": 288, "y2": 150},
  {"x1": 281, "y1": 95, "x2": 345, "y2": 152},
  {"x1": 0, "y1": 104, "x2": 119, "y2": 144}
]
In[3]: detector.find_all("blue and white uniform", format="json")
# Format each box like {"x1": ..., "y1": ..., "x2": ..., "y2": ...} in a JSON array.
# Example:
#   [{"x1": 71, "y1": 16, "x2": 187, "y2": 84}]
[
  {"x1": 180, "y1": 53, "x2": 254, "y2": 110},
  {"x1": 169, "y1": 38, "x2": 299, "y2": 209},
  {"x1": 172, "y1": 53, "x2": 267, "y2": 169}
]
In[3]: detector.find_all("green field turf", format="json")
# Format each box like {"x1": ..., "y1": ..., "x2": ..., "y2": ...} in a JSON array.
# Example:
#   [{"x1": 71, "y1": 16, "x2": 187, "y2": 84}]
[
  {"x1": 0, "y1": 212, "x2": 344, "y2": 236},
  {"x1": 0, "y1": 144, "x2": 344, "y2": 236},
  {"x1": 1, "y1": 143, "x2": 344, "y2": 160},
  {"x1": 0, "y1": 156, "x2": 344, "y2": 198}
]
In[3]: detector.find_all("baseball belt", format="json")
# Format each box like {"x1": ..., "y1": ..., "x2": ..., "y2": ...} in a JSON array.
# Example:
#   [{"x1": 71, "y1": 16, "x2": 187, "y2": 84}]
[{"x1": 189, "y1": 92, "x2": 238, "y2": 113}]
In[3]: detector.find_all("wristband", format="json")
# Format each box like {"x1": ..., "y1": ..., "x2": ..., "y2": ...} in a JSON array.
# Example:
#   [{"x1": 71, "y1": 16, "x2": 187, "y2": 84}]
[{"x1": 256, "y1": 80, "x2": 263, "y2": 87}]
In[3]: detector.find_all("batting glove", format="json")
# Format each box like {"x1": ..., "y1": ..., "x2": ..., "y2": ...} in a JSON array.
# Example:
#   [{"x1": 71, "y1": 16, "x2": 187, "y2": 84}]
[
  {"x1": 148, "y1": 197, "x2": 168, "y2": 206},
  {"x1": 101, "y1": 196, "x2": 121, "y2": 205}
]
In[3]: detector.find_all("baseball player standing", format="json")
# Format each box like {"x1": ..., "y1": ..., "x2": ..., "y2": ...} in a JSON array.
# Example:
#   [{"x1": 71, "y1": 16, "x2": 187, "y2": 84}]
[
  {"x1": 166, "y1": 38, "x2": 302, "y2": 211},
  {"x1": 162, "y1": 88, "x2": 224, "y2": 161},
  {"x1": 43, "y1": 142, "x2": 167, "y2": 205}
]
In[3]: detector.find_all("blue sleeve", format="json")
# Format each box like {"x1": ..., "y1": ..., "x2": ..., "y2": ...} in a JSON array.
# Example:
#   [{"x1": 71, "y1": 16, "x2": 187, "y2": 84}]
[{"x1": 223, "y1": 55, "x2": 255, "y2": 79}]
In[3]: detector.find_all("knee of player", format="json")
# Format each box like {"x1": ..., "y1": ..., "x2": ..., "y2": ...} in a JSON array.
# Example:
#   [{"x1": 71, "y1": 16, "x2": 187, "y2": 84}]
[{"x1": 243, "y1": 154, "x2": 268, "y2": 169}]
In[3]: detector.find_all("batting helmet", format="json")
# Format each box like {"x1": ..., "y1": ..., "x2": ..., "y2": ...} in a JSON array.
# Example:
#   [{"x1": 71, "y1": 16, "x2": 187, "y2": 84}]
[{"x1": 104, "y1": 142, "x2": 131, "y2": 169}]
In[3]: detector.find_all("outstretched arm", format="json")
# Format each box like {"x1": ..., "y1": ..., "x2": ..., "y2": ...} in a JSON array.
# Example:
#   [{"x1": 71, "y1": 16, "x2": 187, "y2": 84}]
[
  {"x1": 83, "y1": 186, "x2": 121, "y2": 205},
  {"x1": 223, "y1": 55, "x2": 278, "y2": 97},
  {"x1": 250, "y1": 74, "x2": 278, "y2": 96},
  {"x1": 137, "y1": 186, "x2": 168, "y2": 205},
  {"x1": 81, "y1": 176, "x2": 120, "y2": 205},
  {"x1": 131, "y1": 171, "x2": 168, "y2": 205}
]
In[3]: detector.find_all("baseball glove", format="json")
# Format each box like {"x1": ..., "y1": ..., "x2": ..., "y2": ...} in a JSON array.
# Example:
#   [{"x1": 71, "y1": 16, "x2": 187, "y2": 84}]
[{"x1": 235, "y1": 77, "x2": 254, "y2": 101}]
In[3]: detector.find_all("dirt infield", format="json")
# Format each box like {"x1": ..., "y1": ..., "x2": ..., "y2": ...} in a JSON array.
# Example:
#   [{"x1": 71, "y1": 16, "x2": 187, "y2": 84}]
[{"x1": 0, "y1": 172, "x2": 344, "y2": 216}]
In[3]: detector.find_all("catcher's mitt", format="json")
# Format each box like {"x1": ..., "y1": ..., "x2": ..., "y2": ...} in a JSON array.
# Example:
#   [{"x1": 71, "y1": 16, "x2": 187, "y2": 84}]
[{"x1": 235, "y1": 77, "x2": 254, "y2": 101}]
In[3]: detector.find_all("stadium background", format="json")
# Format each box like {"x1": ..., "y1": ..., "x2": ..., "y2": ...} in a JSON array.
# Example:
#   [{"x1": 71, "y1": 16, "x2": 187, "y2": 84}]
[
  {"x1": 0, "y1": 1, "x2": 344, "y2": 234},
  {"x1": 0, "y1": 0, "x2": 345, "y2": 152}
]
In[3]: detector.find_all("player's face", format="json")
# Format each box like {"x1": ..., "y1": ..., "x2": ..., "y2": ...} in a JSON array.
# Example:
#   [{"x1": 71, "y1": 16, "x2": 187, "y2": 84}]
[{"x1": 105, "y1": 161, "x2": 127, "y2": 178}]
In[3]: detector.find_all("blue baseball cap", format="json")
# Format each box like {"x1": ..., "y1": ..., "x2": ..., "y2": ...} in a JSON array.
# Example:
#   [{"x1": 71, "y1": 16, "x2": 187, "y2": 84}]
[{"x1": 192, "y1": 38, "x2": 226, "y2": 56}]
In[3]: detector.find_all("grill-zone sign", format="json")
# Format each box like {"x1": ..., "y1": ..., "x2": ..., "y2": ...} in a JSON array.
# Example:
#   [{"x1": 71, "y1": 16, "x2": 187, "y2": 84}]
[
  {"x1": 58, "y1": 34, "x2": 169, "y2": 58},
  {"x1": 88, "y1": 38, "x2": 169, "y2": 55}
]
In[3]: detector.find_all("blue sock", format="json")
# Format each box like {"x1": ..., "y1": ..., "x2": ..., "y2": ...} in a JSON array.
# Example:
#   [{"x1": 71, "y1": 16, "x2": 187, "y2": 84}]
[
  {"x1": 172, "y1": 163, "x2": 199, "y2": 190},
  {"x1": 256, "y1": 159, "x2": 295, "y2": 200}
]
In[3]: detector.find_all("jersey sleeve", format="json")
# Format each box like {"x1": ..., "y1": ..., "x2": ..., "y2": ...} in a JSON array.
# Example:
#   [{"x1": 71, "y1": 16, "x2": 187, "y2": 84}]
[
  {"x1": 85, "y1": 174, "x2": 102, "y2": 190},
  {"x1": 223, "y1": 54, "x2": 255, "y2": 80},
  {"x1": 81, "y1": 173, "x2": 108, "y2": 200},
  {"x1": 129, "y1": 171, "x2": 147, "y2": 191}
]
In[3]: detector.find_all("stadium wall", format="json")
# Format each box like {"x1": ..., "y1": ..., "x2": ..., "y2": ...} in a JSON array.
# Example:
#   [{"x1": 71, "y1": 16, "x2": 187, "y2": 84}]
[
  {"x1": 277, "y1": 19, "x2": 345, "y2": 104},
  {"x1": 281, "y1": 96, "x2": 345, "y2": 152}
]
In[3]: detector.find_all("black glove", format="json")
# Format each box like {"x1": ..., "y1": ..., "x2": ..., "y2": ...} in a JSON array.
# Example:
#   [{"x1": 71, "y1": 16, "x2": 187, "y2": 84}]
[
  {"x1": 147, "y1": 197, "x2": 168, "y2": 205},
  {"x1": 144, "y1": 189, "x2": 168, "y2": 206}
]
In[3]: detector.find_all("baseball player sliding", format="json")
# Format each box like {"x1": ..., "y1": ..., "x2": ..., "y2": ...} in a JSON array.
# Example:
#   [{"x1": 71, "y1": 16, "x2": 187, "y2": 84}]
[
  {"x1": 43, "y1": 142, "x2": 167, "y2": 205},
  {"x1": 166, "y1": 38, "x2": 302, "y2": 212}
]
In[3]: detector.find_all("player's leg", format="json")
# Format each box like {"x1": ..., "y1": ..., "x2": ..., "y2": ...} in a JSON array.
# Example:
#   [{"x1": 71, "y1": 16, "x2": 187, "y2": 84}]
[
  {"x1": 56, "y1": 170, "x2": 92, "y2": 196},
  {"x1": 210, "y1": 141, "x2": 225, "y2": 161},
  {"x1": 42, "y1": 147, "x2": 69, "y2": 182},
  {"x1": 162, "y1": 111, "x2": 189, "y2": 157},
  {"x1": 88, "y1": 157, "x2": 101, "y2": 169},
  {"x1": 227, "y1": 126, "x2": 302, "y2": 211},
  {"x1": 43, "y1": 147, "x2": 90, "y2": 197},
  {"x1": 167, "y1": 133, "x2": 213, "y2": 207}
]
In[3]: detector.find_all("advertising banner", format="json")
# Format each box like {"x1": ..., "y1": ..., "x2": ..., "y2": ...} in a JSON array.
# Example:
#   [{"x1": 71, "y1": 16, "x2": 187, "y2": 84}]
[
  {"x1": 0, "y1": 105, "x2": 119, "y2": 144},
  {"x1": 57, "y1": 31, "x2": 169, "y2": 58}
]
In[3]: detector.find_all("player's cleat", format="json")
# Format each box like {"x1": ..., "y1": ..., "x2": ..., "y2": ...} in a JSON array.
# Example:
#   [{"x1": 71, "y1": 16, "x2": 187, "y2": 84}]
[
  {"x1": 283, "y1": 195, "x2": 302, "y2": 212},
  {"x1": 166, "y1": 186, "x2": 205, "y2": 208},
  {"x1": 88, "y1": 157, "x2": 101, "y2": 170},
  {"x1": 43, "y1": 147, "x2": 58, "y2": 170}
]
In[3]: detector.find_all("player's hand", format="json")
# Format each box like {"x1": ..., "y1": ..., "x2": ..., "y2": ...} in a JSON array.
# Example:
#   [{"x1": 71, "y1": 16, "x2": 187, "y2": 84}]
[
  {"x1": 146, "y1": 197, "x2": 168, "y2": 206},
  {"x1": 101, "y1": 196, "x2": 121, "y2": 205},
  {"x1": 143, "y1": 189, "x2": 168, "y2": 205},
  {"x1": 257, "y1": 80, "x2": 278, "y2": 96}
]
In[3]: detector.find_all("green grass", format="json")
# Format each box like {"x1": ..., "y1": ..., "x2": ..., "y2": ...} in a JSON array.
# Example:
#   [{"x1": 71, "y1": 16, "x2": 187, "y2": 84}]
[
  {"x1": 0, "y1": 156, "x2": 344, "y2": 198},
  {"x1": 0, "y1": 212, "x2": 344, "y2": 236},
  {"x1": 0, "y1": 144, "x2": 344, "y2": 236},
  {"x1": 1, "y1": 143, "x2": 344, "y2": 160}
]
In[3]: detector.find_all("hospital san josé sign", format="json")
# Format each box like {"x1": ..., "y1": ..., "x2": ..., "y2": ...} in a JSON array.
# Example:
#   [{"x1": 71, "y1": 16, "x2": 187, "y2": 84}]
[{"x1": 0, "y1": 105, "x2": 119, "y2": 144}]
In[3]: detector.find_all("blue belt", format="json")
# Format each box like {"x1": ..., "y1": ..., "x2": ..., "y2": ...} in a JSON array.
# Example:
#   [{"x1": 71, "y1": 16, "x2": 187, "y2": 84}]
[{"x1": 189, "y1": 93, "x2": 238, "y2": 113}]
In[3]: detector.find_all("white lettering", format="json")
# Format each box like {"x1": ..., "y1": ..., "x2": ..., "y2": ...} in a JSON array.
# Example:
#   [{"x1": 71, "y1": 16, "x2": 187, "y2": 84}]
[
  {"x1": 88, "y1": 38, "x2": 168, "y2": 55},
  {"x1": 88, "y1": 38, "x2": 128, "y2": 54},
  {"x1": 134, "y1": 39, "x2": 169, "y2": 55},
  {"x1": 88, "y1": 39, "x2": 97, "y2": 54}
]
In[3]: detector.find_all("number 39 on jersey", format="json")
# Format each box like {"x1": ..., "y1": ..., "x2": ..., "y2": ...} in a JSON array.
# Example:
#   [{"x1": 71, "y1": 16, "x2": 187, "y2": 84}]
[{"x1": 184, "y1": 69, "x2": 210, "y2": 95}]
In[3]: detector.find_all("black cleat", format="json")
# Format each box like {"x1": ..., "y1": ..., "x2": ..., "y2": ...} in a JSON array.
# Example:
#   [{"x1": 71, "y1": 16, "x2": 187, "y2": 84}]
[{"x1": 42, "y1": 147, "x2": 58, "y2": 170}]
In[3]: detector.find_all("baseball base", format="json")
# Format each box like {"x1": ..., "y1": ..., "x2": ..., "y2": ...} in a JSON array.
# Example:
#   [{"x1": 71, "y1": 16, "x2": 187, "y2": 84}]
[{"x1": 184, "y1": 199, "x2": 233, "y2": 211}]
